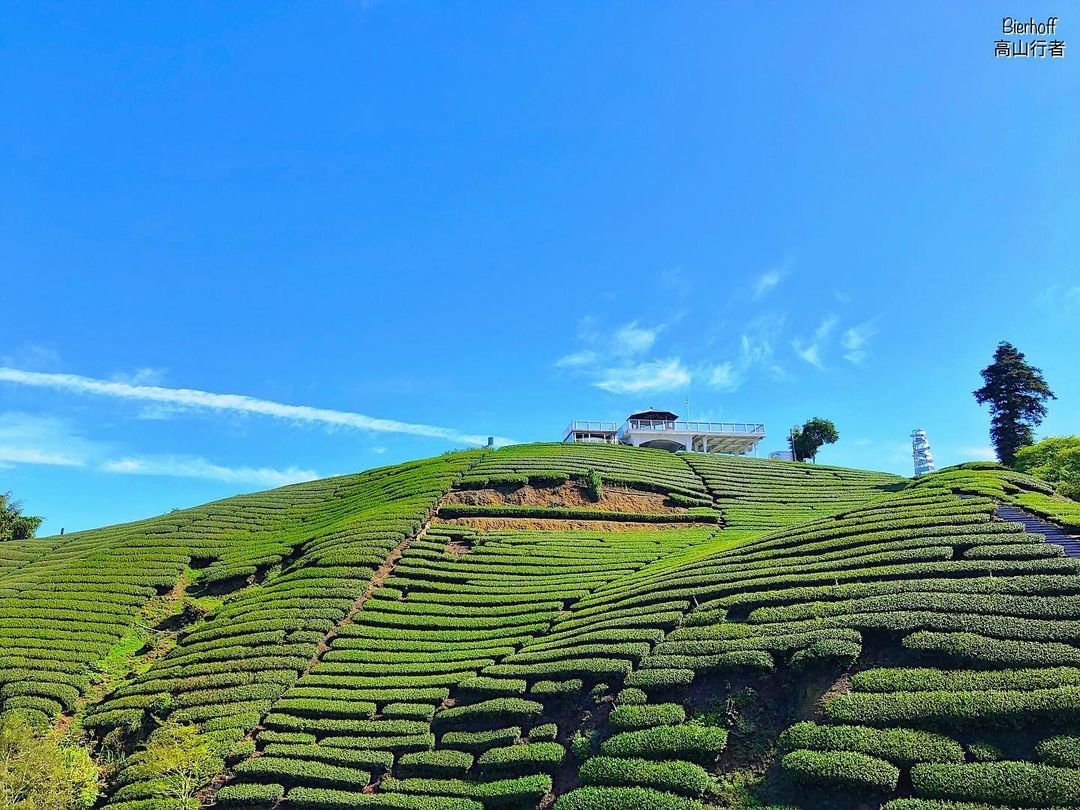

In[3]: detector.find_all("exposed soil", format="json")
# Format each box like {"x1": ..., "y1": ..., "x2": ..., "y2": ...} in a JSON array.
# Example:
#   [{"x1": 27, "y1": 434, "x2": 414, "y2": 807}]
[
  {"x1": 446, "y1": 482, "x2": 686, "y2": 514},
  {"x1": 444, "y1": 539, "x2": 473, "y2": 556},
  {"x1": 440, "y1": 516, "x2": 696, "y2": 532}
]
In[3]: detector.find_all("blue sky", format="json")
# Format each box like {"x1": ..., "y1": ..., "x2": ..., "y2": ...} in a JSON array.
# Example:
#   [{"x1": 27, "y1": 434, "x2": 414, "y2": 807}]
[{"x1": 2, "y1": 3, "x2": 1078, "y2": 535}]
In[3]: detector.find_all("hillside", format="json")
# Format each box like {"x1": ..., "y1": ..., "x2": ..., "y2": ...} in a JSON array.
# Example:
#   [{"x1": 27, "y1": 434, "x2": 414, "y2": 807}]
[{"x1": 4, "y1": 444, "x2": 1080, "y2": 809}]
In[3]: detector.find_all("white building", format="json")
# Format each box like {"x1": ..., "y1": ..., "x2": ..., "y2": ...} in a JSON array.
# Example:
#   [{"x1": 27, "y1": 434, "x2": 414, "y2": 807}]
[{"x1": 563, "y1": 410, "x2": 766, "y2": 455}]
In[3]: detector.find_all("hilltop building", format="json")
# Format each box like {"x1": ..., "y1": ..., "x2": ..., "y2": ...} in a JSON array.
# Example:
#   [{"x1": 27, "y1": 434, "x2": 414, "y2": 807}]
[{"x1": 563, "y1": 410, "x2": 766, "y2": 455}]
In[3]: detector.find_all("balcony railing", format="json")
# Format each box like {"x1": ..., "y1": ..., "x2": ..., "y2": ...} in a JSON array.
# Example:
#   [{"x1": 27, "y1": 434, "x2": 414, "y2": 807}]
[
  {"x1": 565, "y1": 420, "x2": 619, "y2": 433},
  {"x1": 619, "y1": 420, "x2": 766, "y2": 435}
]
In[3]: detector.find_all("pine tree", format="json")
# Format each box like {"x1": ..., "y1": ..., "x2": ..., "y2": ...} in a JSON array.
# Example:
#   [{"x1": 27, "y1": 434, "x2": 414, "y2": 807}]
[{"x1": 973, "y1": 341, "x2": 1056, "y2": 466}]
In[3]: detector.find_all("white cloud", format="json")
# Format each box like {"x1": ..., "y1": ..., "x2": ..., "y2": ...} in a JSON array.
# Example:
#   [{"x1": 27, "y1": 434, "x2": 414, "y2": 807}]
[
  {"x1": 841, "y1": 321, "x2": 879, "y2": 364},
  {"x1": 0, "y1": 446, "x2": 85, "y2": 467},
  {"x1": 112, "y1": 367, "x2": 168, "y2": 386},
  {"x1": 100, "y1": 456, "x2": 319, "y2": 487},
  {"x1": 753, "y1": 270, "x2": 783, "y2": 299},
  {"x1": 0, "y1": 343, "x2": 61, "y2": 370},
  {"x1": 594, "y1": 359, "x2": 691, "y2": 394},
  {"x1": 613, "y1": 322, "x2": 660, "y2": 355},
  {"x1": 707, "y1": 362, "x2": 738, "y2": 391},
  {"x1": 957, "y1": 445, "x2": 998, "y2": 461},
  {"x1": 792, "y1": 315, "x2": 838, "y2": 369},
  {"x1": 752, "y1": 256, "x2": 793, "y2": 299},
  {"x1": 555, "y1": 350, "x2": 598, "y2": 369},
  {"x1": 704, "y1": 315, "x2": 785, "y2": 392},
  {"x1": 0, "y1": 412, "x2": 99, "y2": 468},
  {"x1": 0, "y1": 367, "x2": 513, "y2": 446}
]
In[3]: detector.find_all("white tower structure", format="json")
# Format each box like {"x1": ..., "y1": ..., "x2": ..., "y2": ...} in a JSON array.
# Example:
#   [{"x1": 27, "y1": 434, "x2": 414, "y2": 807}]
[{"x1": 911, "y1": 429, "x2": 936, "y2": 477}]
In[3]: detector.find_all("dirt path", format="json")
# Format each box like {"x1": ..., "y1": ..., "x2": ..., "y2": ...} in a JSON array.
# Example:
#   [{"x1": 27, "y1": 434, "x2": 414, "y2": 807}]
[{"x1": 308, "y1": 520, "x2": 431, "y2": 664}]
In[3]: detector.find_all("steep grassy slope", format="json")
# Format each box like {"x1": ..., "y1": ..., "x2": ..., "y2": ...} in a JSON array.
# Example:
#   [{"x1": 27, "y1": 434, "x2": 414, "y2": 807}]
[{"x1": 2, "y1": 446, "x2": 1079, "y2": 809}]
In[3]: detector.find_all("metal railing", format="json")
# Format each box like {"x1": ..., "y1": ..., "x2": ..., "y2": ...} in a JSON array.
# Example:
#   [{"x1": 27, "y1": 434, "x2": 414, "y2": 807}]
[
  {"x1": 564, "y1": 420, "x2": 619, "y2": 433},
  {"x1": 619, "y1": 420, "x2": 766, "y2": 435}
]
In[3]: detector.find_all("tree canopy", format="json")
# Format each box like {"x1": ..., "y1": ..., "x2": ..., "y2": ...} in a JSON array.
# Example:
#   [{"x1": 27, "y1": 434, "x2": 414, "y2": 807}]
[
  {"x1": 789, "y1": 417, "x2": 839, "y2": 462},
  {"x1": 974, "y1": 341, "x2": 1056, "y2": 465},
  {"x1": 1014, "y1": 436, "x2": 1080, "y2": 501},
  {"x1": 0, "y1": 492, "x2": 42, "y2": 542},
  {"x1": 0, "y1": 712, "x2": 99, "y2": 809}
]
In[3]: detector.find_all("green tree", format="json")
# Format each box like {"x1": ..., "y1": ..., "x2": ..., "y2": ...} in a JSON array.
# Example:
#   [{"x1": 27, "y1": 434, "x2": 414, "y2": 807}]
[
  {"x1": 974, "y1": 341, "x2": 1056, "y2": 465},
  {"x1": 584, "y1": 469, "x2": 603, "y2": 502},
  {"x1": 0, "y1": 712, "x2": 99, "y2": 809},
  {"x1": 1015, "y1": 436, "x2": 1080, "y2": 500},
  {"x1": 788, "y1": 418, "x2": 839, "y2": 462},
  {"x1": 0, "y1": 492, "x2": 42, "y2": 542},
  {"x1": 138, "y1": 722, "x2": 223, "y2": 803}
]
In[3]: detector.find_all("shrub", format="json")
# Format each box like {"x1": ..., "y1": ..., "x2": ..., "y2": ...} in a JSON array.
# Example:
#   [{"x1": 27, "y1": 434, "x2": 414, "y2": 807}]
[
  {"x1": 851, "y1": 666, "x2": 1080, "y2": 694},
  {"x1": 624, "y1": 669, "x2": 695, "y2": 691},
  {"x1": 456, "y1": 677, "x2": 527, "y2": 697},
  {"x1": 608, "y1": 703, "x2": 686, "y2": 731},
  {"x1": 911, "y1": 761, "x2": 1080, "y2": 805},
  {"x1": 261, "y1": 744, "x2": 393, "y2": 772},
  {"x1": 530, "y1": 723, "x2": 558, "y2": 741},
  {"x1": 0, "y1": 712, "x2": 100, "y2": 809},
  {"x1": 825, "y1": 685, "x2": 1080, "y2": 729},
  {"x1": 777, "y1": 722, "x2": 965, "y2": 766},
  {"x1": 215, "y1": 783, "x2": 285, "y2": 805},
  {"x1": 286, "y1": 787, "x2": 483, "y2": 810},
  {"x1": 579, "y1": 470, "x2": 602, "y2": 501},
  {"x1": 440, "y1": 727, "x2": 520, "y2": 753},
  {"x1": 1037, "y1": 735, "x2": 1080, "y2": 767},
  {"x1": 600, "y1": 725, "x2": 727, "y2": 765},
  {"x1": 553, "y1": 785, "x2": 707, "y2": 810},
  {"x1": 233, "y1": 756, "x2": 370, "y2": 788},
  {"x1": 476, "y1": 741, "x2": 565, "y2": 775},
  {"x1": 578, "y1": 755, "x2": 713, "y2": 797},
  {"x1": 781, "y1": 749, "x2": 899, "y2": 792},
  {"x1": 616, "y1": 688, "x2": 649, "y2": 705},
  {"x1": 396, "y1": 749, "x2": 473, "y2": 777},
  {"x1": 570, "y1": 730, "x2": 595, "y2": 761},
  {"x1": 433, "y1": 698, "x2": 543, "y2": 728},
  {"x1": 531, "y1": 679, "x2": 583, "y2": 697},
  {"x1": 966, "y1": 742, "x2": 1001, "y2": 762},
  {"x1": 382, "y1": 774, "x2": 552, "y2": 806}
]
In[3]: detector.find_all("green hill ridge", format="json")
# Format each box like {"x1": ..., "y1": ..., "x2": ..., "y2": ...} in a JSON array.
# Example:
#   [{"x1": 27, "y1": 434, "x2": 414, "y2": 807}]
[{"x1": 3, "y1": 443, "x2": 1080, "y2": 809}]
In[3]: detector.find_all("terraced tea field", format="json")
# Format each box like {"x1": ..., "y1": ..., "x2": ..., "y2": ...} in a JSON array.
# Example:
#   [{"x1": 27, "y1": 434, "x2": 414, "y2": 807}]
[{"x1": 4, "y1": 444, "x2": 1080, "y2": 809}]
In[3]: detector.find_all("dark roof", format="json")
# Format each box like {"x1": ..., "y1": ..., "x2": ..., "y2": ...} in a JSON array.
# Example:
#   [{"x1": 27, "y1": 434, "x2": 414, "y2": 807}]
[{"x1": 628, "y1": 409, "x2": 679, "y2": 421}]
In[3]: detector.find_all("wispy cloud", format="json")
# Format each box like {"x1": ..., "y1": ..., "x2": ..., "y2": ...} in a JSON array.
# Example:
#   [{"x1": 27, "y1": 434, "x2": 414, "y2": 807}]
[
  {"x1": 555, "y1": 350, "x2": 598, "y2": 369},
  {"x1": 1036, "y1": 283, "x2": 1080, "y2": 313},
  {"x1": 753, "y1": 270, "x2": 783, "y2": 299},
  {"x1": 707, "y1": 362, "x2": 738, "y2": 391},
  {"x1": 957, "y1": 445, "x2": 997, "y2": 461},
  {"x1": 841, "y1": 321, "x2": 879, "y2": 364},
  {"x1": 0, "y1": 367, "x2": 512, "y2": 446},
  {"x1": 555, "y1": 320, "x2": 678, "y2": 395},
  {"x1": 704, "y1": 314, "x2": 787, "y2": 392},
  {"x1": 111, "y1": 367, "x2": 168, "y2": 386},
  {"x1": 792, "y1": 315, "x2": 838, "y2": 368},
  {"x1": 594, "y1": 359, "x2": 691, "y2": 394},
  {"x1": 613, "y1": 322, "x2": 660, "y2": 355},
  {"x1": 752, "y1": 257, "x2": 792, "y2": 300},
  {"x1": 100, "y1": 456, "x2": 320, "y2": 487},
  {"x1": 0, "y1": 343, "x2": 61, "y2": 371},
  {"x1": 0, "y1": 412, "x2": 99, "y2": 468}
]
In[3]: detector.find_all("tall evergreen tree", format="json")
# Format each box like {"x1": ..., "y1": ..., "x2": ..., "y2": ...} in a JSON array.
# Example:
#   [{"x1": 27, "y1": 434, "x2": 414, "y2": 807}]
[{"x1": 974, "y1": 341, "x2": 1056, "y2": 465}]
